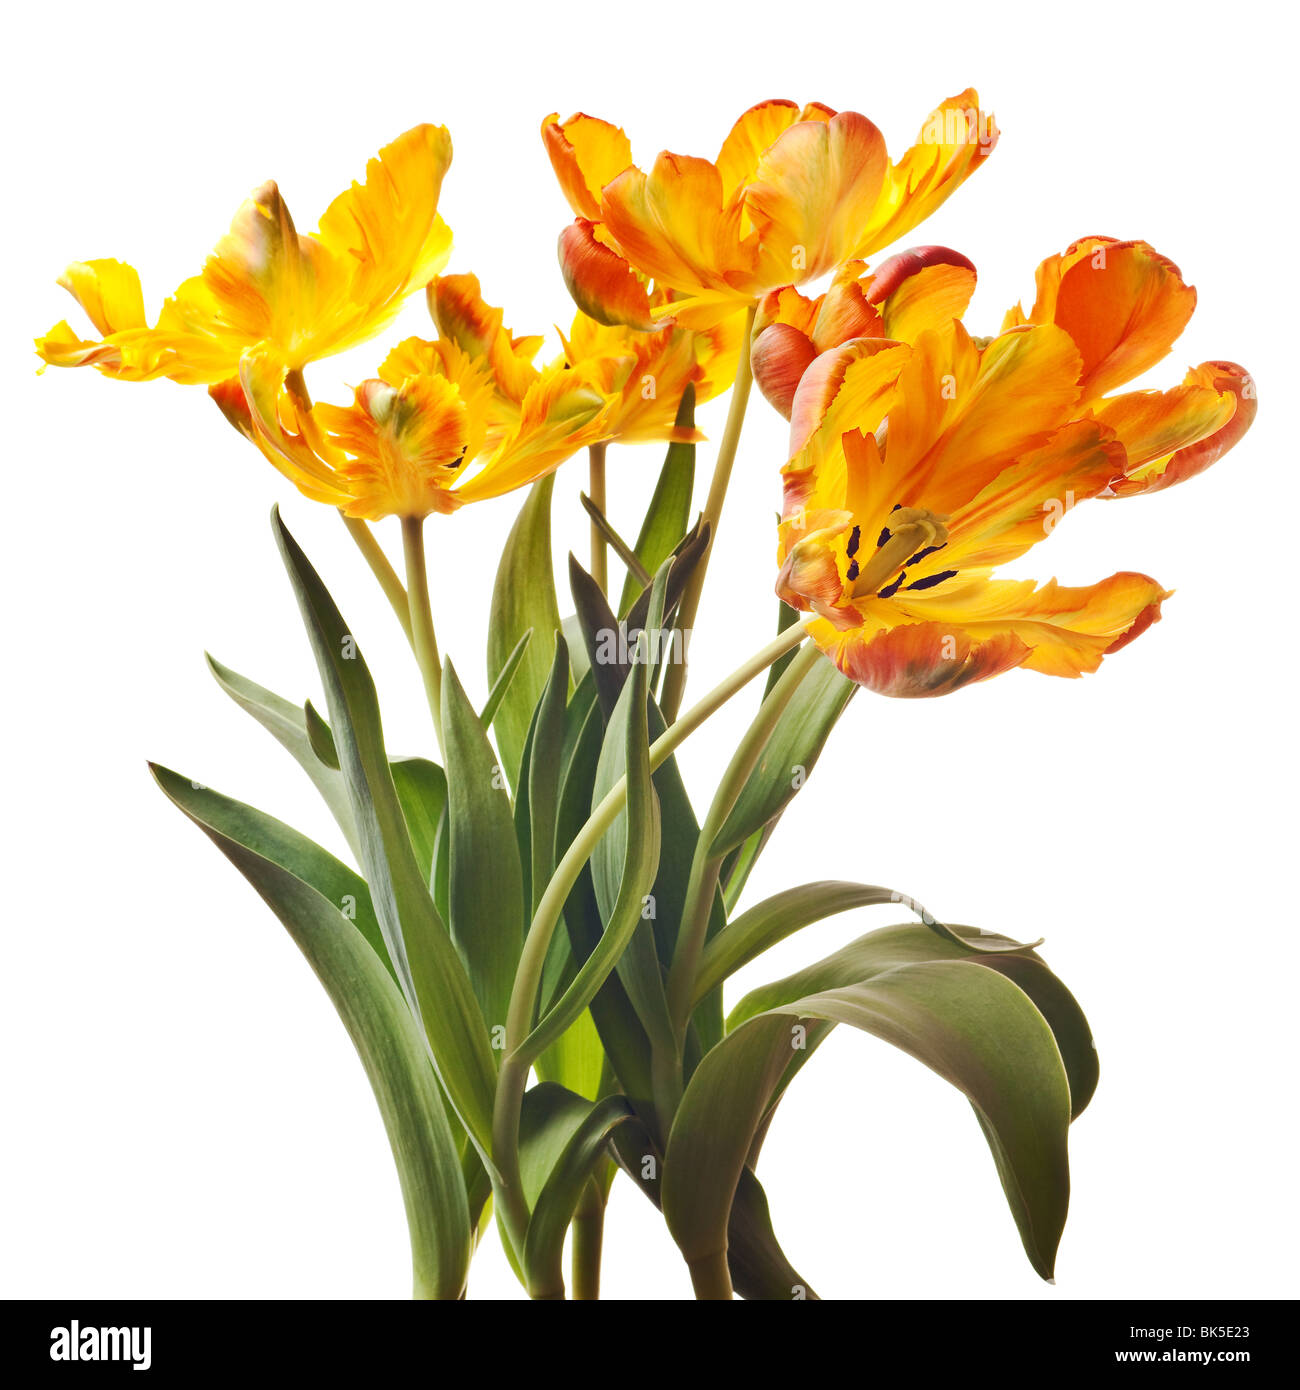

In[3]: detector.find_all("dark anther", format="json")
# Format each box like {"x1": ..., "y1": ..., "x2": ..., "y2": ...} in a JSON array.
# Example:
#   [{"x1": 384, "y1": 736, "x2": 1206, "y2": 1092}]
[
  {"x1": 846, "y1": 525, "x2": 861, "y2": 558},
  {"x1": 907, "y1": 542, "x2": 946, "y2": 566},
  {"x1": 876, "y1": 526, "x2": 892, "y2": 548},
  {"x1": 877, "y1": 571, "x2": 907, "y2": 599},
  {"x1": 846, "y1": 558, "x2": 860, "y2": 582},
  {"x1": 905, "y1": 569, "x2": 959, "y2": 592}
]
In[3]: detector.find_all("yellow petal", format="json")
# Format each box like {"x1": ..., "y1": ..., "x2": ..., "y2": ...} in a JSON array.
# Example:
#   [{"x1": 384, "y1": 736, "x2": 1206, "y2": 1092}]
[{"x1": 541, "y1": 112, "x2": 634, "y2": 222}]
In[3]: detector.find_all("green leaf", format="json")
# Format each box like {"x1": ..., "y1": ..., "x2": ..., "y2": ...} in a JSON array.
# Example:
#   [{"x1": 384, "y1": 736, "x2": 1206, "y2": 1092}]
[
  {"x1": 153, "y1": 764, "x2": 471, "y2": 1299},
  {"x1": 523, "y1": 1093, "x2": 634, "y2": 1298},
  {"x1": 693, "y1": 880, "x2": 913, "y2": 1005},
  {"x1": 389, "y1": 756, "x2": 447, "y2": 888},
  {"x1": 617, "y1": 385, "x2": 697, "y2": 618},
  {"x1": 489, "y1": 475, "x2": 563, "y2": 790},
  {"x1": 206, "y1": 654, "x2": 360, "y2": 860},
  {"x1": 520, "y1": 642, "x2": 662, "y2": 1066},
  {"x1": 273, "y1": 509, "x2": 498, "y2": 1160},
  {"x1": 442, "y1": 660, "x2": 525, "y2": 1036},
  {"x1": 480, "y1": 628, "x2": 532, "y2": 731},
  {"x1": 665, "y1": 954, "x2": 1073, "y2": 1284},
  {"x1": 709, "y1": 655, "x2": 855, "y2": 860},
  {"x1": 554, "y1": 686, "x2": 656, "y2": 1118}
]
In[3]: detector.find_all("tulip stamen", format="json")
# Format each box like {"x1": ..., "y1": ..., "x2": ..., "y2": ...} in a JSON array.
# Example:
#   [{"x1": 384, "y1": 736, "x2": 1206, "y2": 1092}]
[{"x1": 849, "y1": 506, "x2": 949, "y2": 599}]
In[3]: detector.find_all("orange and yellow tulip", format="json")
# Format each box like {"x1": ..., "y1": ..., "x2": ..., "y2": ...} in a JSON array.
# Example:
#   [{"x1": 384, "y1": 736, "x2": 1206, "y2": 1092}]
[
  {"x1": 543, "y1": 92, "x2": 997, "y2": 332},
  {"x1": 776, "y1": 245, "x2": 1255, "y2": 695},
  {"x1": 430, "y1": 274, "x2": 741, "y2": 447},
  {"x1": 213, "y1": 327, "x2": 612, "y2": 522},
  {"x1": 36, "y1": 125, "x2": 454, "y2": 386}
]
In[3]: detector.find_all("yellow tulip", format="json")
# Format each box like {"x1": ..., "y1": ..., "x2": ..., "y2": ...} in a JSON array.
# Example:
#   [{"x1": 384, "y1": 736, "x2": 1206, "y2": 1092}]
[{"x1": 36, "y1": 125, "x2": 453, "y2": 386}]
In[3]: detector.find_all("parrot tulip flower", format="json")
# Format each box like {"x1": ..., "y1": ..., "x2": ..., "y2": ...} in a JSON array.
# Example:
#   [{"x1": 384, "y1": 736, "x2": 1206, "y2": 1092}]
[
  {"x1": 213, "y1": 332, "x2": 612, "y2": 522},
  {"x1": 777, "y1": 276, "x2": 1254, "y2": 695},
  {"x1": 430, "y1": 273, "x2": 742, "y2": 447},
  {"x1": 36, "y1": 124, "x2": 454, "y2": 387},
  {"x1": 543, "y1": 91, "x2": 997, "y2": 331},
  {"x1": 750, "y1": 245, "x2": 977, "y2": 416}
]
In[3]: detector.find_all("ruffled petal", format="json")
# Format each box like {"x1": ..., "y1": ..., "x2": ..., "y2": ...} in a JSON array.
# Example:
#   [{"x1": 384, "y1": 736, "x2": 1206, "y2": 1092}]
[
  {"x1": 427, "y1": 272, "x2": 541, "y2": 405},
  {"x1": 852, "y1": 90, "x2": 998, "y2": 258},
  {"x1": 1015, "y1": 237, "x2": 1197, "y2": 400},
  {"x1": 1105, "y1": 361, "x2": 1257, "y2": 498},
  {"x1": 541, "y1": 112, "x2": 635, "y2": 221},
  {"x1": 56, "y1": 260, "x2": 147, "y2": 336}
]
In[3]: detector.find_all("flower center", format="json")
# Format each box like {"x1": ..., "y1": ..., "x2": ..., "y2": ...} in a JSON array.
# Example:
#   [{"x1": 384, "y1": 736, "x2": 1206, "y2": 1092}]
[{"x1": 848, "y1": 506, "x2": 951, "y2": 599}]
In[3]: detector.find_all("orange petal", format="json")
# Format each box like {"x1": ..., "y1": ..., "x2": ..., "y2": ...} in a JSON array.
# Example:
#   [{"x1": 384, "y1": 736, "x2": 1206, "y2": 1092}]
[
  {"x1": 810, "y1": 617, "x2": 1029, "y2": 697},
  {"x1": 744, "y1": 111, "x2": 889, "y2": 285},
  {"x1": 557, "y1": 219, "x2": 659, "y2": 330},
  {"x1": 715, "y1": 100, "x2": 803, "y2": 201},
  {"x1": 1021, "y1": 238, "x2": 1197, "y2": 400},
  {"x1": 601, "y1": 152, "x2": 751, "y2": 298},
  {"x1": 427, "y1": 272, "x2": 540, "y2": 404},
  {"x1": 893, "y1": 571, "x2": 1171, "y2": 678},
  {"x1": 1106, "y1": 361, "x2": 1257, "y2": 498},
  {"x1": 542, "y1": 112, "x2": 635, "y2": 222},
  {"x1": 853, "y1": 90, "x2": 998, "y2": 257}
]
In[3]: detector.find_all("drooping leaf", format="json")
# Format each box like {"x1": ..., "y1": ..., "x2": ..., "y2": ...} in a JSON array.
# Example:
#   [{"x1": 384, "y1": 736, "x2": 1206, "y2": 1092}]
[
  {"x1": 489, "y1": 475, "x2": 563, "y2": 790},
  {"x1": 442, "y1": 659, "x2": 525, "y2": 1036},
  {"x1": 273, "y1": 509, "x2": 497, "y2": 1159},
  {"x1": 153, "y1": 764, "x2": 472, "y2": 1299},
  {"x1": 665, "y1": 954, "x2": 1074, "y2": 1285}
]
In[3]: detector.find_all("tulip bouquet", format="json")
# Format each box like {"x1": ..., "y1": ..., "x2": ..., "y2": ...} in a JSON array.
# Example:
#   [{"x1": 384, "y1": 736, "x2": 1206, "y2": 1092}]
[{"x1": 38, "y1": 91, "x2": 1255, "y2": 1300}]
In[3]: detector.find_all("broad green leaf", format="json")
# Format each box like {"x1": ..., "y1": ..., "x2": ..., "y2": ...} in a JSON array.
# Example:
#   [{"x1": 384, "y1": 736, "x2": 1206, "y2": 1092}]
[
  {"x1": 480, "y1": 628, "x2": 532, "y2": 731},
  {"x1": 728, "y1": 1168, "x2": 818, "y2": 1301},
  {"x1": 273, "y1": 509, "x2": 497, "y2": 1159},
  {"x1": 442, "y1": 660, "x2": 525, "y2": 1035},
  {"x1": 520, "y1": 646, "x2": 662, "y2": 1066},
  {"x1": 523, "y1": 1094, "x2": 634, "y2": 1299},
  {"x1": 153, "y1": 765, "x2": 471, "y2": 1299},
  {"x1": 709, "y1": 654, "x2": 855, "y2": 860},
  {"x1": 617, "y1": 385, "x2": 697, "y2": 618},
  {"x1": 697, "y1": 881, "x2": 1036, "y2": 1007},
  {"x1": 389, "y1": 756, "x2": 446, "y2": 887},
  {"x1": 489, "y1": 475, "x2": 563, "y2": 790},
  {"x1": 206, "y1": 654, "x2": 360, "y2": 860},
  {"x1": 151, "y1": 765, "x2": 393, "y2": 981},
  {"x1": 665, "y1": 956, "x2": 1073, "y2": 1283}
]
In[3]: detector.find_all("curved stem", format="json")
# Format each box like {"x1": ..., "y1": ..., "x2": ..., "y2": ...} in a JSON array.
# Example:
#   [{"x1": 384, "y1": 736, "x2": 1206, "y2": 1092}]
[
  {"x1": 491, "y1": 622, "x2": 809, "y2": 1256},
  {"x1": 588, "y1": 442, "x2": 608, "y2": 593},
  {"x1": 687, "y1": 1249, "x2": 734, "y2": 1300},
  {"x1": 664, "y1": 641, "x2": 823, "y2": 1040},
  {"x1": 400, "y1": 515, "x2": 445, "y2": 759},
  {"x1": 340, "y1": 515, "x2": 414, "y2": 646},
  {"x1": 659, "y1": 304, "x2": 757, "y2": 723},
  {"x1": 571, "y1": 1176, "x2": 606, "y2": 1300}
]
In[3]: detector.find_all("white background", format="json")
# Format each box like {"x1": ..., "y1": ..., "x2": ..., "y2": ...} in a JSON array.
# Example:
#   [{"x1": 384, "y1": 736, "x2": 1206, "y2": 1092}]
[{"x1": 3, "y1": 0, "x2": 1295, "y2": 1301}]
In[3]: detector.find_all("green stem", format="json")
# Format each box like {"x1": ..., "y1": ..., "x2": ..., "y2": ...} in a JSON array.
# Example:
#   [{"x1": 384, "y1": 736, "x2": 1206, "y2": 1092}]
[
  {"x1": 340, "y1": 515, "x2": 415, "y2": 647},
  {"x1": 664, "y1": 641, "x2": 823, "y2": 1042},
  {"x1": 400, "y1": 515, "x2": 445, "y2": 759},
  {"x1": 659, "y1": 304, "x2": 757, "y2": 723},
  {"x1": 571, "y1": 1177, "x2": 606, "y2": 1300},
  {"x1": 491, "y1": 621, "x2": 809, "y2": 1260},
  {"x1": 687, "y1": 1249, "x2": 734, "y2": 1300},
  {"x1": 588, "y1": 442, "x2": 608, "y2": 593}
]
